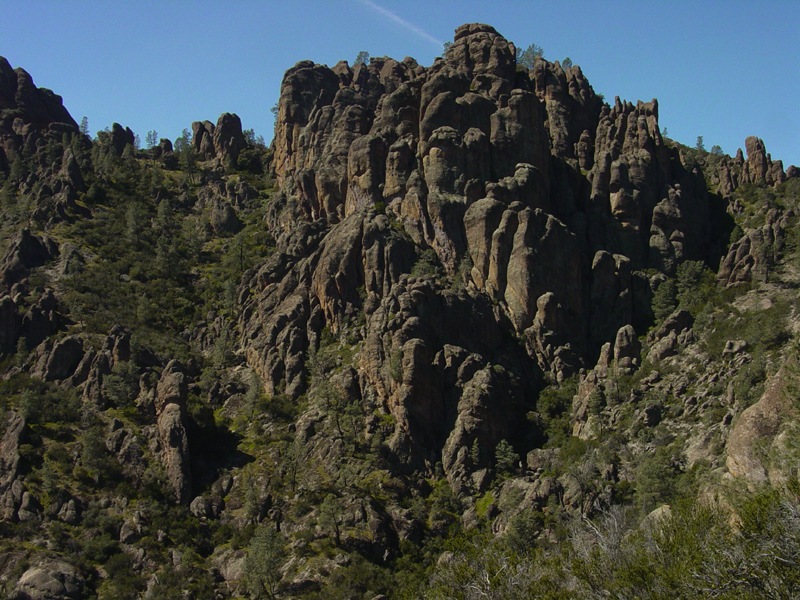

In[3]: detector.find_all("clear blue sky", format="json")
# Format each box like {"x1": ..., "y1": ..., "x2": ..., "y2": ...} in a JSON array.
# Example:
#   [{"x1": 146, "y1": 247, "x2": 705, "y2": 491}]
[{"x1": 2, "y1": 1, "x2": 798, "y2": 167}]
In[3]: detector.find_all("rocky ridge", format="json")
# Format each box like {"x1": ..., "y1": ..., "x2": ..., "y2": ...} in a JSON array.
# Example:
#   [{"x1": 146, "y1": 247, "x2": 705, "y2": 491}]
[
  {"x1": 238, "y1": 23, "x2": 793, "y2": 494},
  {"x1": 0, "y1": 22, "x2": 797, "y2": 599}
]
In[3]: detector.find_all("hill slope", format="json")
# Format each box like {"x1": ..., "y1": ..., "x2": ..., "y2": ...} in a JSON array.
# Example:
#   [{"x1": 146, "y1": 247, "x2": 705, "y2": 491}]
[{"x1": 0, "y1": 23, "x2": 799, "y2": 600}]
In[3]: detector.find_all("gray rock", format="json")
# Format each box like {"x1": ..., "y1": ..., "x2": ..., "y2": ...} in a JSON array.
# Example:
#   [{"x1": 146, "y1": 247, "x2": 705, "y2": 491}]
[
  {"x1": 614, "y1": 325, "x2": 640, "y2": 376},
  {"x1": 190, "y1": 495, "x2": 212, "y2": 519},
  {"x1": 0, "y1": 229, "x2": 58, "y2": 290},
  {"x1": 17, "y1": 490, "x2": 40, "y2": 521},
  {"x1": 57, "y1": 499, "x2": 80, "y2": 525},
  {"x1": 15, "y1": 561, "x2": 85, "y2": 600},
  {"x1": 119, "y1": 520, "x2": 140, "y2": 544},
  {"x1": 0, "y1": 411, "x2": 25, "y2": 491}
]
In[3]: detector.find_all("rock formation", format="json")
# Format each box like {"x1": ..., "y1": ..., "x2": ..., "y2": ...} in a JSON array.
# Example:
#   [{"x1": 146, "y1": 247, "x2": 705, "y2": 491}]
[
  {"x1": 155, "y1": 360, "x2": 192, "y2": 504},
  {"x1": 234, "y1": 23, "x2": 735, "y2": 489},
  {"x1": 192, "y1": 112, "x2": 247, "y2": 165},
  {"x1": 0, "y1": 24, "x2": 797, "y2": 597}
]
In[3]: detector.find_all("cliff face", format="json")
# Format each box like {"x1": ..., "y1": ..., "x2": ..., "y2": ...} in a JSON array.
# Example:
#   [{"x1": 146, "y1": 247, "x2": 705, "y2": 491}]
[
  {"x1": 238, "y1": 23, "x2": 730, "y2": 489},
  {"x1": 261, "y1": 23, "x2": 722, "y2": 367}
]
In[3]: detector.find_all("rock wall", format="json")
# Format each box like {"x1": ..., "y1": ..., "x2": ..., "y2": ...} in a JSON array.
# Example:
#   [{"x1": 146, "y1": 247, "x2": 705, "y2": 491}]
[
  {"x1": 237, "y1": 23, "x2": 733, "y2": 489},
  {"x1": 253, "y1": 22, "x2": 719, "y2": 376},
  {"x1": 0, "y1": 56, "x2": 88, "y2": 223}
]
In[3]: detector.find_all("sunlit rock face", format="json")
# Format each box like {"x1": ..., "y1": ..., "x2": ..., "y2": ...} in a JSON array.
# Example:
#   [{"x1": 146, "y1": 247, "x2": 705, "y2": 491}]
[{"x1": 242, "y1": 22, "x2": 731, "y2": 486}]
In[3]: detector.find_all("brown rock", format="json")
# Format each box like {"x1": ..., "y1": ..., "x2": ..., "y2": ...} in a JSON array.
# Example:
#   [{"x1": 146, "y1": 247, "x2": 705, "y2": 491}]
[
  {"x1": 155, "y1": 360, "x2": 192, "y2": 503},
  {"x1": 447, "y1": 24, "x2": 517, "y2": 85},
  {"x1": 505, "y1": 208, "x2": 582, "y2": 333},
  {"x1": 727, "y1": 368, "x2": 799, "y2": 488},
  {"x1": 743, "y1": 136, "x2": 769, "y2": 185},
  {"x1": 40, "y1": 335, "x2": 83, "y2": 381},
  {"x1": 0, "y1": 56, "x2": 78, "y2": 128},
  {"x1": 191, "y1": 120, "x2": 215, "y2": 159},
  {"x1": 213, "y1": 112, "x2": 246, "y2": 164},
  {"x1": 0, "y1": 412, "x2": 25, "y2": 492},
  {"x1": 646, "y1": 330, "x2": 678, "y2": 363},
  {"x1": 716, "y1": 212, "x2": 788, "y2": 286},
  {"x1": 0, "y1": 229, "x2": 58, "y2": 290},
  {"x1": 613, "y1": 324, "x2": 640, "y2": 375}
]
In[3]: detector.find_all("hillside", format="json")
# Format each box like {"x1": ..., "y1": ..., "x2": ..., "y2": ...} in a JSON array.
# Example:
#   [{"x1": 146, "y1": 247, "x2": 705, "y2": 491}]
[{"x1": 0, "y1": 23, "x2": 799, "y2": 599}]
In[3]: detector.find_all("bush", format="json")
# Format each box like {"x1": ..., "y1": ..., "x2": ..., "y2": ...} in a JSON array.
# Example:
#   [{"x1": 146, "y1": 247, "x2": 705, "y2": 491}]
[
  {"x1": 411, "y1": 249, "x2": 445, "y2": 280},
  {"x1": 103, "y1": 360, "x2": 140, "y2": 409}
]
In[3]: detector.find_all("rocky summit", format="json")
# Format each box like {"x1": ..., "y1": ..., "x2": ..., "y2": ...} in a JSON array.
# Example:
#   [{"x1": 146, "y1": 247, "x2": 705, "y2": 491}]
[{"x1": 0, "y1": 23, "x2": 799, "y2": 600}]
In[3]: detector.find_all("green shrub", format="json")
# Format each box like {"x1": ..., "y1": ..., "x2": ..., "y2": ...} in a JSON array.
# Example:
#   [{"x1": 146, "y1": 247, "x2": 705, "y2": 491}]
[
  {"x1": 411, "y1": 248, "x2": 444, "y2": 280},
  {"x1": 494, "y1": 439, "x2": 519, "y2": 475},
  {"x1": 652, "y1": 278, "x2": 677, "y2": 323}
]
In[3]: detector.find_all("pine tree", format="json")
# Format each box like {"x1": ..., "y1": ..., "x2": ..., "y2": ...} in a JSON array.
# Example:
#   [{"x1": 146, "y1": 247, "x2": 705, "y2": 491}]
[
  {"x1": 244, "y1": 526, "x2": 285, "y2": 600},
  {"x1": 517, "y1": 43, "x2": 544, "y2": 69}
]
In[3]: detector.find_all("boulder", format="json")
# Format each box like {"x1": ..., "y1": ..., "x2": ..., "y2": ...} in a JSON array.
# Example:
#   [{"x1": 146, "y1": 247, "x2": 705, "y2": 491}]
[{"x1": 15, "y1": 561, "x2": 85, "y2": 600}]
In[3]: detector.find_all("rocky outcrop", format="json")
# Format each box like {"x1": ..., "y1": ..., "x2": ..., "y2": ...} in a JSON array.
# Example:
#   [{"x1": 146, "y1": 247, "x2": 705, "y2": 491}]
[
  {"x1": 155, "y1": 360, "x2": 192, "y2": 503},
  {"x1": 726, "y1": 367, "x2": 799, "y2": 488},
  {"x1": 14, "y1": 560, "x2": 86, "y2": 600},
  {"x1": 17, "y1": 288, "x2": 60, "y2": 351},
  {"x1": 233, "y1": 22, "x2": 743, "y2": 489},
  {"x1": 613, "y1": 324, "x2": 640, "y2": 376},
  {"x1": 192, "y1": 112, "x2": 247, "y2": 165},
  {"x1": 0, "y1": 56, "x2": 88, "y2": 226},
  {"x1": 0, "y1": 294, "x2": 19, "y2": 354},
  {"x1": 0, "y1": 229, "x2": 58, "y2": 290},
  {"x1": 262, "y1": 24, "x2": 719, "y2": 386},
  {"x1": 29, "y1": 335, "x2": 84, "y2": 381},
  {"x1": 717, "y1": 209, "x2": 792, "y2": 285},
  {"x1": 95, "y1": 123, "x2": 134, "y2": 158},
  {"x1": 239, "y1": 200, "x2": 536, "y2": 486},
  {"x1": 0, "y1": 57, "x2": 77, "y2": 129},
  {"x1": 0, "y1": 412, "x2": 25, "y2": 493},
  {"x1": 705, "y1": 136, "x2": 789, "y2": 200},
  {"x1": 741, "y1": 136, "x2": 786, "y2": 187}
]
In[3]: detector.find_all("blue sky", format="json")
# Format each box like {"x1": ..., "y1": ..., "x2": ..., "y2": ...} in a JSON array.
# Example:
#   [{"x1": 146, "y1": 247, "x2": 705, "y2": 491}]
[{"x1": 2, "y1": 1, "x2": 798, "y2": 167}]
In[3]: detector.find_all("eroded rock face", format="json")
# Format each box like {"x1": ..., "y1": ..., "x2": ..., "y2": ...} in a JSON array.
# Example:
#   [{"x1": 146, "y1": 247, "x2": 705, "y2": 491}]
[
  {"x1": 717, "y1": 209, "x2": 792, "y2": 286},
  {"x1": 239, "y1": 23, "x2": 732, "y2": 490},
  {"x1": 263, "y1": 24, "x2": 719, "y2": 376},
  {"x1": 0, "y1": 57, "x2": 77, "y2": 129},
  {"x1": 726, "y1": 368, "x2": 799, "y2": 488},
  {"x1": 0, "y1": 412, "x2": 25, "y2": 493},
  {"x1": 0, "y1": 229, "x2": 58, "y2": 290},
  {"x1": 155, "y1": 360, "x2": 192, "y2": 504},
  {"x1": 14, "y1": 560, "x2": 86, "y2": 600},
  {"x1": 0, "y1": 56, "x2": 88, "y2": 225},
  {"x1": 192, "y1": 112, "x2": 247, "y2": 165}
]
